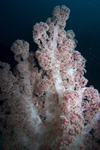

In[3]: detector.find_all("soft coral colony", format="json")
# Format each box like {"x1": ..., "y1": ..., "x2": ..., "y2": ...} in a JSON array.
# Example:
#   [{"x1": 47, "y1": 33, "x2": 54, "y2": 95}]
[{"x1": 0, "y1": 5, "x2": 100, "y2": 150}]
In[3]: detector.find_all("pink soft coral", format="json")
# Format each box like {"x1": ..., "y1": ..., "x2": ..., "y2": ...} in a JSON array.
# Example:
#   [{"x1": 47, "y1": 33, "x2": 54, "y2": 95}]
[{"x1": 0, "y1": 5, "x2": 100, "y2": 150}]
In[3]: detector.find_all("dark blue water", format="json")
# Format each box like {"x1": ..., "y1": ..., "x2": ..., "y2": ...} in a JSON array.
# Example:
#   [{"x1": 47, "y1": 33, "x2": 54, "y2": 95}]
[{"x1": 0, "y1": 0, "x2": 100, "y2": 91}]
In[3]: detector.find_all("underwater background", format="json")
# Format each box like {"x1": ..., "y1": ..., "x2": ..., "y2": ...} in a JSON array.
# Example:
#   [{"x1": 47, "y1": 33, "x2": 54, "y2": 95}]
[{"x1": 0, "y1": 0, "x2": 100, "y2": 94}]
